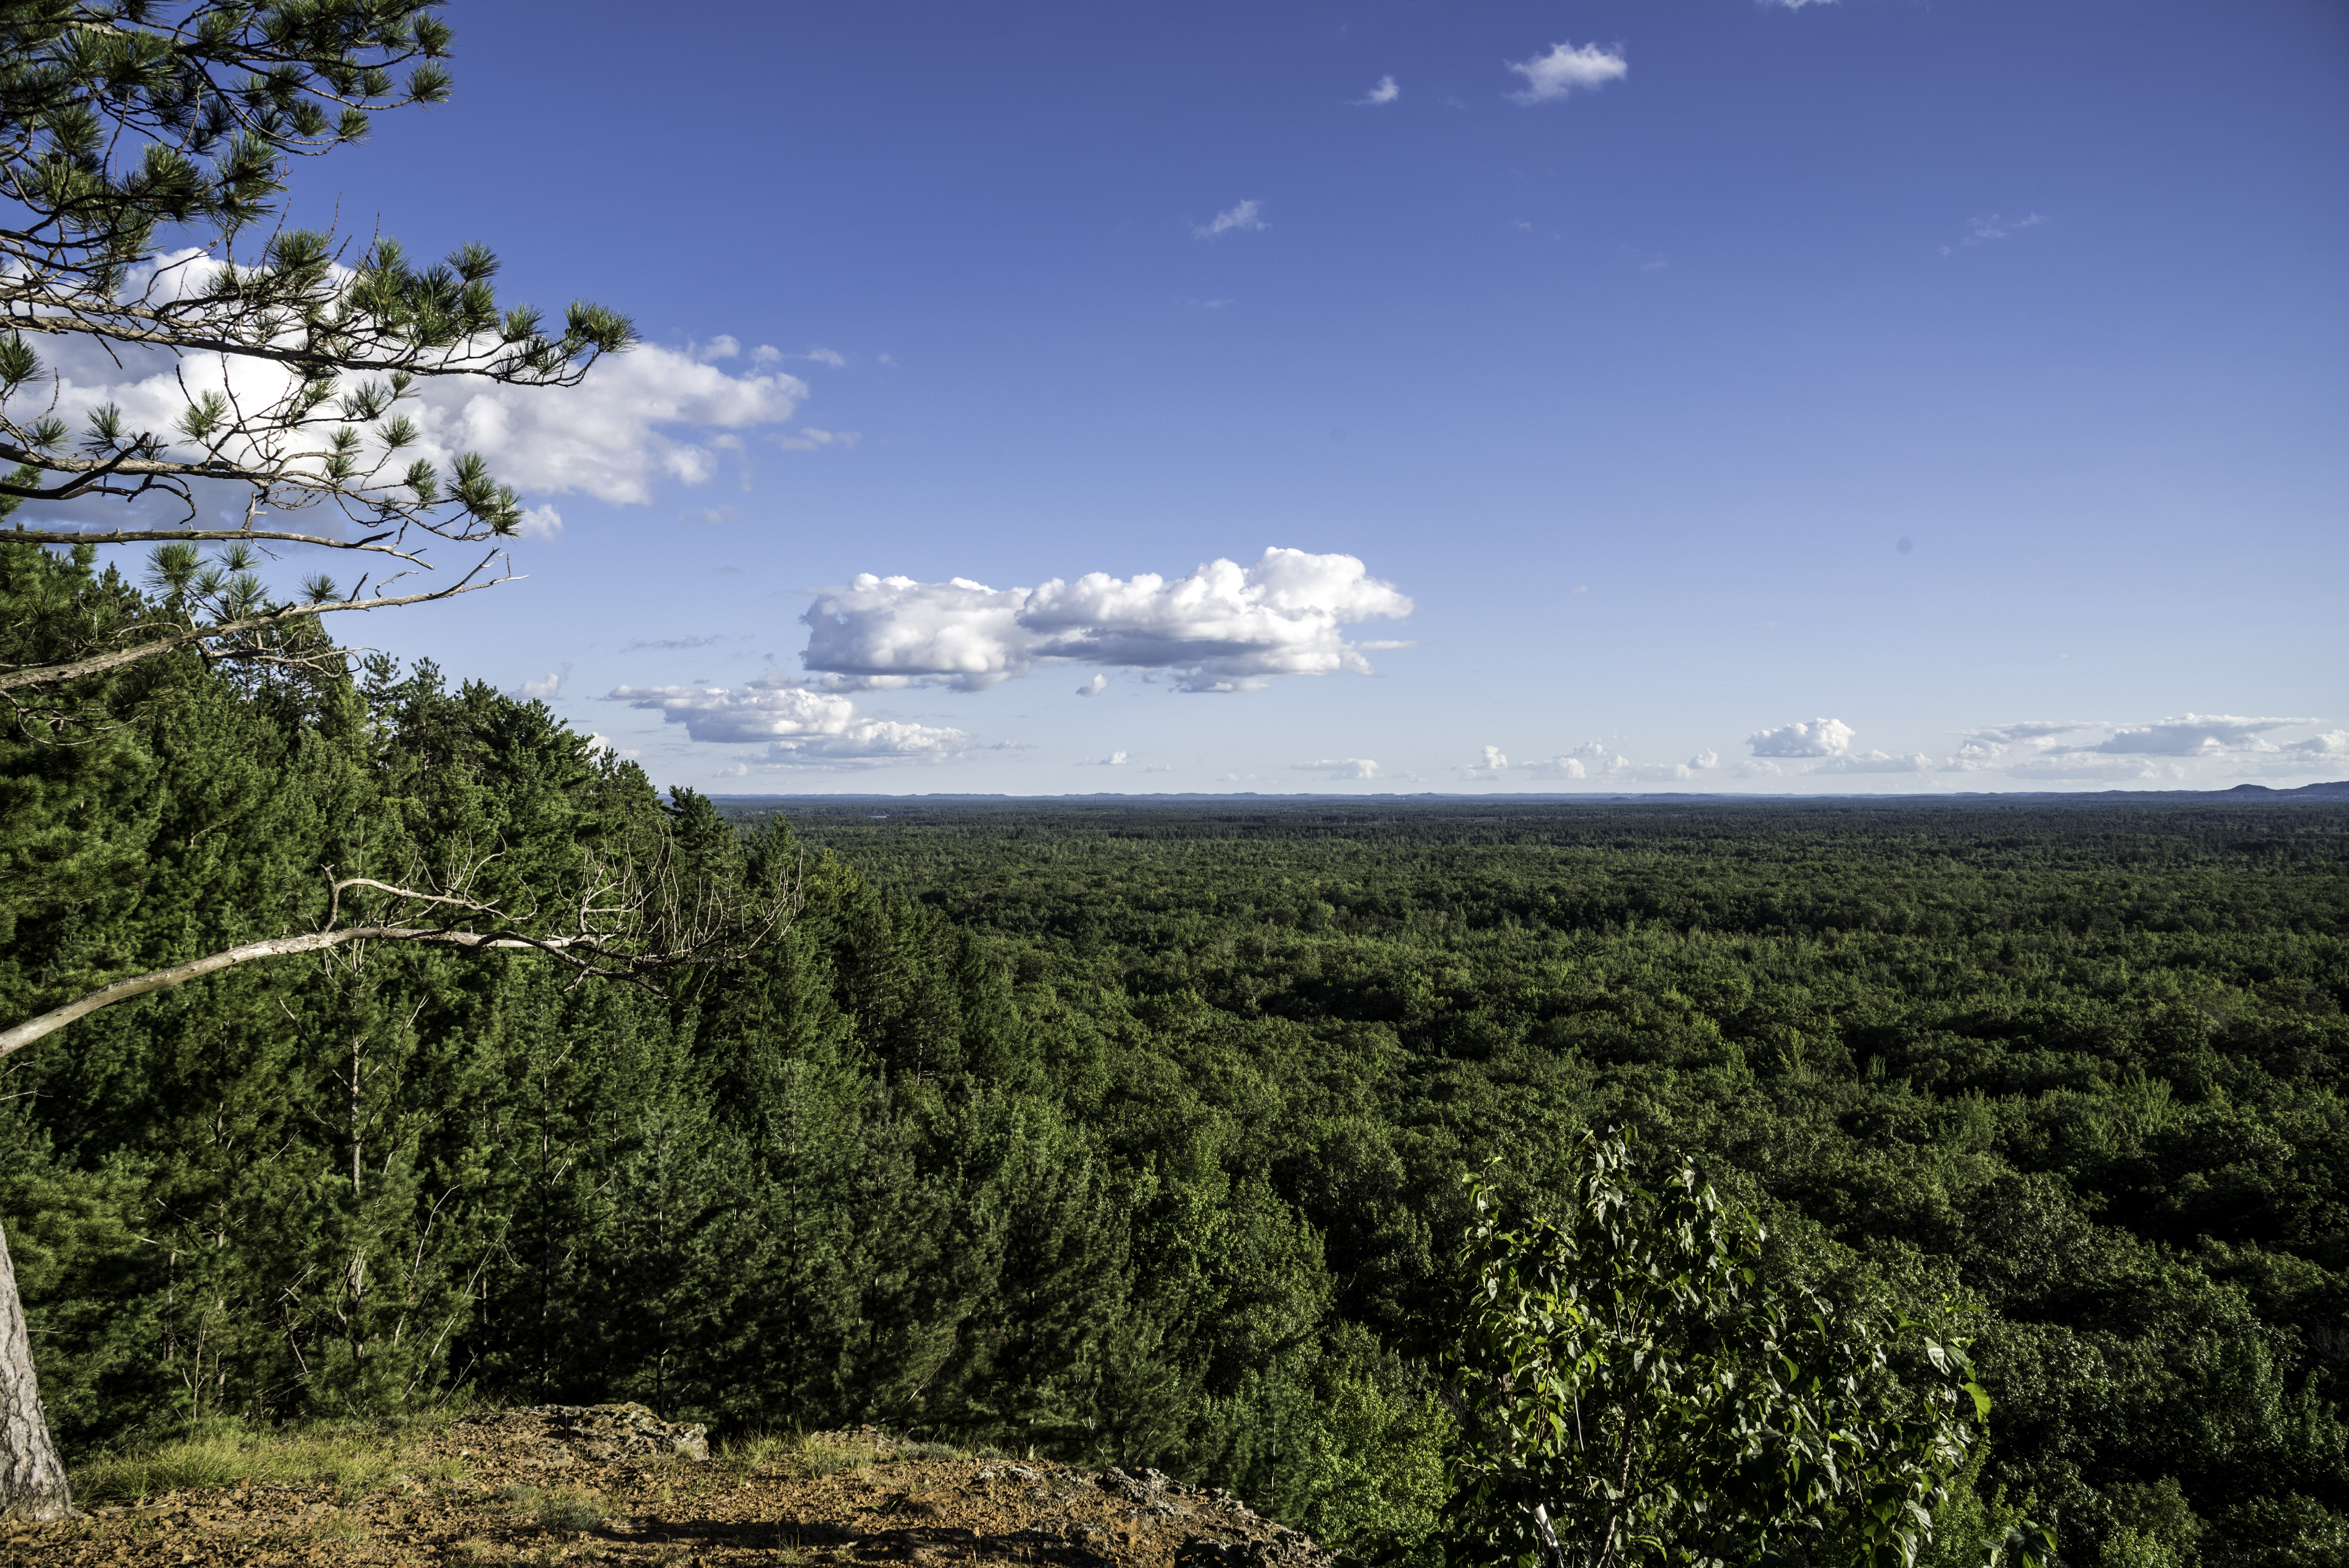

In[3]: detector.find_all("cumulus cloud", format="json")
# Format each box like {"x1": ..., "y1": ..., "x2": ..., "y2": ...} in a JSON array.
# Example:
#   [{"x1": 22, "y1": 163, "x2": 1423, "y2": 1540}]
[
  {"x1": 1811, "y1": 750, "x2": 1936, "y2": 775},
  {"x1": 1077, "y1": 751, "x2": 1130, "y2": 767},
  {"x1": 1296, "y1": 758, "x2": 1380, "y2": 780},
  {"x1": 798, "y1": 548, "x2": 1412, "y2": 694},
  {"x1": 1505, "y1": 41, "x2": 1627, "y2": 104},
  {"x1": 609, "y1": 676, "x2": 971, "y2": 769},
  {"x1": 1690, "y1": 749, "x2": 1720, "y2": 770},
  {"x1": 28, "y1": 253, "x2": 811, "y2": 512},
  {"x1": 1461, "y1": 745, "x2": 1510, "y2": 780},
  {"x1": 1196, "y1": 200, "x2": 1268, "y2": 238},
  {"x1": 1356, "y1": 75, "x2": 1400, "y2": 105},
  {"x1": 512, "y1": 666, "x2": 567, "y2": 702},
  {"x1": 1748, "y1": 718, "x2": 1855, "y2": 758},
  {"x1": 1077, "y1": 674, "x2": 1110, "y2": 698},
  {"x1": 2283, "y1": 731, "x2": 2349, "y2": 757},
  {"x1": 1523, "y1": 741, "x2": 1630, "y2": 780}
]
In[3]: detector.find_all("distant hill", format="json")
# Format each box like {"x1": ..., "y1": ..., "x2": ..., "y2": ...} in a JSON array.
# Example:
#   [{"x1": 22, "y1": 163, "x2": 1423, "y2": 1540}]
[{"x1": 2223, "y1": 779, "x2": 2349, "y2": 798}]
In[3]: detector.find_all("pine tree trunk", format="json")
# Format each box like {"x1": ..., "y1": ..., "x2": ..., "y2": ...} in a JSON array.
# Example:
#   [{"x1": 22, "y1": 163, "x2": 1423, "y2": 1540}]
[{"x1": 0, "y1": 1218, "x2": 74, "y2": 1519}]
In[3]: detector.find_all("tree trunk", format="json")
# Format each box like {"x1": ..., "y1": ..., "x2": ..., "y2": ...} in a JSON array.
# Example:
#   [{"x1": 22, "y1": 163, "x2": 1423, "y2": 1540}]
[{"x1": 0, "y1": 1218, "x2": 73, "y2": 1520}]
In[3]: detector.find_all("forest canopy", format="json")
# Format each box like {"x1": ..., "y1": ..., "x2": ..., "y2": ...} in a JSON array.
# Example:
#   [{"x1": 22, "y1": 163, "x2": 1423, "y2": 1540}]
[{"x1": 5, "y1": 541, "x2": 2348, "y2": 1562}]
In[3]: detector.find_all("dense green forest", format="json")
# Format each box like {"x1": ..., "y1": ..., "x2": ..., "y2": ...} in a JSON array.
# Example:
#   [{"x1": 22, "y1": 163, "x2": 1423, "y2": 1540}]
[{"x1": 6, "y1": 537, "x2": 2347, "y2": 1565}]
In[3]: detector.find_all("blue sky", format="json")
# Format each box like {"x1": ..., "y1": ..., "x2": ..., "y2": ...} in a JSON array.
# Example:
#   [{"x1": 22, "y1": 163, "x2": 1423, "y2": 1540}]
[{"x1": 72, "y1": 0, "x2": 2349, "y2": 791}]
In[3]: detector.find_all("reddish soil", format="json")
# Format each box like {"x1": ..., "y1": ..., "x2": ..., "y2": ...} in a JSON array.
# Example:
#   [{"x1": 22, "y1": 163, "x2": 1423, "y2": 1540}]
[{"x1": 2, "y1": 1406, "x2": 1337, "y2": 1568}]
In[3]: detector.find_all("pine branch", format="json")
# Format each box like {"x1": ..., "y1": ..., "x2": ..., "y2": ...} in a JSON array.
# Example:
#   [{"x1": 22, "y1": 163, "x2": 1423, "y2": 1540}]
[{"x1": 0, "y1": 560, "x2": 512, "y2": 694}]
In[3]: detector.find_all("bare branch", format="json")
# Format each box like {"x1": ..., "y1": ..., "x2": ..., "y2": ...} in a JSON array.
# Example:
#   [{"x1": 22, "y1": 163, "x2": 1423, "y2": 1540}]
[
  {"x1": 0, "y1": 841, "x2": 802, "y2": 1057},
  {"x1": 0, "y1": 567, "x2": 515, "y2": 695},
  {"x1": 2, "y1": 924, "x2": 606, "y2": 1058}
]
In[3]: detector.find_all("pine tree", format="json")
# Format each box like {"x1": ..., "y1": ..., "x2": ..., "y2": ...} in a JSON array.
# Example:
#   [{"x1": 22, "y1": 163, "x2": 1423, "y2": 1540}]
[{"x1": 0, "y1": 5, "x2": 805, "y2": 1514}]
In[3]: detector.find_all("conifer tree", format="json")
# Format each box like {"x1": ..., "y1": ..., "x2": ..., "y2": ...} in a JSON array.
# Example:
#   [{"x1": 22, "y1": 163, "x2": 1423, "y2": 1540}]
[{"x1": 0, "y1": 4, "x2": 759, "y2": 1519}]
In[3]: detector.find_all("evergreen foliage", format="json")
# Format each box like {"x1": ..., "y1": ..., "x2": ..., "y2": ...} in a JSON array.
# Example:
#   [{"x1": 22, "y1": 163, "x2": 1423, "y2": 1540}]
[
  {"x1": 0, "y1": 1, "x2": 636, "y2": 702},
  {"x1": 5, "y1": 543, "x2": 2348, "y2": 1561}
]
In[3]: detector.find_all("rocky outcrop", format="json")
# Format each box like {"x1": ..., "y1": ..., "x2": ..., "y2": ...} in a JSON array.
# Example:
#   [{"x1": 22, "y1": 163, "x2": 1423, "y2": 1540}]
[{"x1": 452, "y1": 1402, "x2": 709, "y2": 1465}]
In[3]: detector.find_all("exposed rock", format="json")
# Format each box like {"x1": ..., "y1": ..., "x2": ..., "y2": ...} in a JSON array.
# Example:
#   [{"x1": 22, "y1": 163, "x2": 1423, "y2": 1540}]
[{"x1": 454, "y1": 1401, "x2": 709, "y2": 1463}]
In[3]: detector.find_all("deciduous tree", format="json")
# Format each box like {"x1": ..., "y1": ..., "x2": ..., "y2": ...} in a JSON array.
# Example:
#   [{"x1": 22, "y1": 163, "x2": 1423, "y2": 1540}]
[{"x1": 1438, "y1": 1133, "x2": 2017, "y2": 1568}]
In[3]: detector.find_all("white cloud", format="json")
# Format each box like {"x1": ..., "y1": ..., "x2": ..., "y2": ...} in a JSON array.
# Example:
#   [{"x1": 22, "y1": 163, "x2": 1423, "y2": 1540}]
[
  {"x1": 1748, "y1": 718, "x2": 1855, "y2": 757},
  {"x1": 1077, "y1": 750, "x2": 1130, "y2": 767},
  {"x1": 1811, "y1": 750, "x2": 1936, "y2": 775},
  {"x1": 1524, "y1": 741, "x2": 1630, "y2": 780},
  {"x1": 1296, "y1": 758, "x2": 1380, "y2": 780},
  {"x1": 797, "y1": 547, "x2": 1413, "y2": 693},
  {"x1": 609, "y1": 676, "x2": 972, "y2": 769},
  {"x1": 790, "y1": 347, "x2": 848, "y2": 367},
  {"x1": 1077, "y1": 674, "x2": 1110, "y2": 697},
  {"x1": 1461, "y1": 745, "x2": 1510, "y2": 780},
  {"x1": 1690, "y1": 749, "x2": 1720, "y2": 770},
  {"x1": 1356, "y1": 75, "x2": 1400, "y2": 105},
  {"x1": 774, "y1": 427, "x2": 861, "y2": 452},
  {"x1": 1956, "y1": 715, "x2": 2323, "y2": 766},
  {"x1": 513, "y1": 666, "x2": 568, "y2": 702},
  {"x1": 1958, "y1": 720, "x2": 2103, "y2": 753},
  {"x1": 32, "y1": 261, "x2": 810, "y2": 510},
  {"x1": 2087, "y1": 714, "x2": 2317, "y2": 757},
  {"x1": 2283, "y1": 730, "x2": 2349, "y2": 757},
  {"x1": 1760, "y1": 0, "x2": 1835, "y2": 9},
  {"x1": 622, "y1": 634, "x2": 728, "y2": 652},
  {"x1": 1505, "y1": 41, "x2": 1628, "y2": 104},
  {"x1": 1196, "y1": 199, "x2": 1269, "y2": 238},
  {"x1": 515, "y1": 504, "x2": 564, "y2": 539},
  {"x1": 2001, "y1": 755, "x2": 2184, "y2": 784},
  {"x1": 421, "y1": 344, "x2": 806, "y2": 502}
]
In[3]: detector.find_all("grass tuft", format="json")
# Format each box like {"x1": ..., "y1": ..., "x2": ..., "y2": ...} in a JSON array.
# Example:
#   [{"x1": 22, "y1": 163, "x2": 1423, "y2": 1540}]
[
  {"x1": 536, "y1": 1490, "x2": 605, "y2": 1533},
  {"x1": 73, "y1": 1414, "x2": 465, "y2": 1505},
  {"x1": 797, "y1": 1434, "x2": 875, "y2": 1478},
  {"x1": 718, "y1": 1429, "x2": 800, "y2": 1479},
  {"x1": 895, "y1": 1440, "x2": 963, "y2": 1461}
]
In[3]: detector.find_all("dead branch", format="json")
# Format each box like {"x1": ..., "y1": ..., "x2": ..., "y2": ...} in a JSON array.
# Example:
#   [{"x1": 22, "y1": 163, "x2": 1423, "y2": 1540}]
[
  {"x1": 0, "y1": 839, "x2": 802, "y2": 1058},
  {"x1": 0, "y1": 560, "x2": 514, "y2": 694}
]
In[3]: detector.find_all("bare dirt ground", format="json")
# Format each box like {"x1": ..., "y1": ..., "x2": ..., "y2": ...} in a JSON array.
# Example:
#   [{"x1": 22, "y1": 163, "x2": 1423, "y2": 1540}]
[{"x1": 2, "y1": 1405, "x2": 1337, "y2": 1568}]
